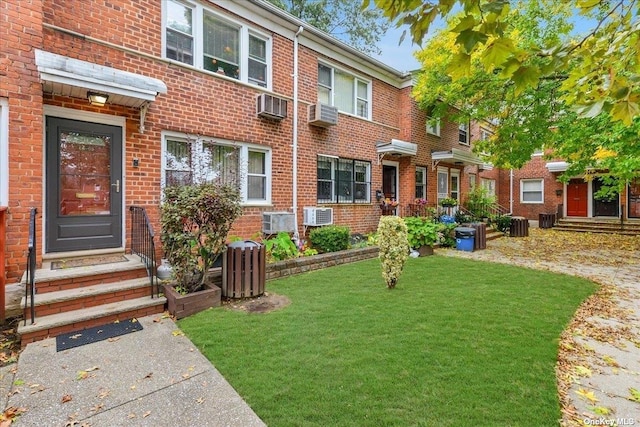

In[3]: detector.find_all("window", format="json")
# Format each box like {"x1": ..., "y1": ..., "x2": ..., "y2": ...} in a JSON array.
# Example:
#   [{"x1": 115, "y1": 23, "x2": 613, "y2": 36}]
[
  {"x1": 459, "y1": 122, "x2": 469, "y2": 144},
  {"x1": 481, "y1": 178, "x2": 496, "y2": 196},
  {"x1": 426, "y1": 117, "x2": 441, "y2": 136},
  {"x1": 317, "y1": 63, "x2": 370, "y2": 119},
  {"x1": 415, "y1": 166, "x2": 427, "y2": 199},
  {"x1": 480, "y1": 127, "x2": 492, "y2": 141},
  {"x1": 317, "y1": 155, "x2": 371, "y2": 203},
  {"x1": 450, "y1": 170, "x2": 460, "y2": 202},
  {"x1": 0, "y1": 98, "x2": 7, "y2": 206},
  {"x1": 164, "y1": 0, "x2": 271, "y2": 88},
  {"x1": 163, "y1": 134, "x2": 271, "y2": 204},
  {"x1": 521, "y1": 179, "x2": 543, "y2": 203},
  {"x1": 469, "y1": 173, "x2": 476, "y2": 189}
]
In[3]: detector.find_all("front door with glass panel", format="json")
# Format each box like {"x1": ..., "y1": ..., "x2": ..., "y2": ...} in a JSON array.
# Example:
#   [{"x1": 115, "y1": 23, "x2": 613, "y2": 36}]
[{"x1": 46, "y1": 117, "x2": 123, "y2": 252}]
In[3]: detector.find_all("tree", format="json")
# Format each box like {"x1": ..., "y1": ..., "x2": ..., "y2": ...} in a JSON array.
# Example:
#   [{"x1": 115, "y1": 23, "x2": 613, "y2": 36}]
[
  {"x1": 370, "y1": 0, "x2": 640, "y2": 191},
  {"x1": 369, "y1": 0, "x2": 640, "y2": 125},
  {"x1": 267, "y1": 0, "x2": 389, "y2": 55}
]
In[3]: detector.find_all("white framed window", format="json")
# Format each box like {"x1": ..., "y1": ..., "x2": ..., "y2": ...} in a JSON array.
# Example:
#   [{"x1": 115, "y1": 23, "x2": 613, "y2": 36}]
[
  {"x1": 469, "y1": 173, "x2": 477, "y2": 189},
  {"x1": 415, "y1": 166, "x2": 427, "y2": 200},
  {"x1": 317, "y1": 155, "x2": 371, "y2": 203},
  {"x1": 480, "y1": 127, "x2": 492, "y2": 141},
  {"x1": 458, "y1": 122, "x2": 469, "y2": 145},
  {"x1": 521, "y1": 179, "x2": 544, "y2": 204},
  {"x1": 317, "y1": 63, "x2": 371, "y2": 119},
  {"x1": 0, "y1": 98, "x2": 8, "y2": 206},
  {"x1": 162, "y1": 133, "x2": 271, "y2": 205},
  {"x1": 426, "y1": 117, "x2": 441, "y2": 136},
  {"x1": 481, "y1": 178, "x2": 496, "y2": 196},
  {"x1": 450, "y1": 169, "x2": 460, "y2": 203},
  {"x1": 163, "y1": 0, "x2": 271, "y2": 88}
]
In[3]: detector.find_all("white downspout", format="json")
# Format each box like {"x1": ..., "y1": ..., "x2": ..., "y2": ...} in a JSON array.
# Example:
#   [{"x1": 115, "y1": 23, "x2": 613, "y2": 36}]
[
  {"x1": 292, "y1": 26, "x2": 303, "y2": 243},
  {"x1": 509, "y1": 168, "x2": 514, "y2": 214}
]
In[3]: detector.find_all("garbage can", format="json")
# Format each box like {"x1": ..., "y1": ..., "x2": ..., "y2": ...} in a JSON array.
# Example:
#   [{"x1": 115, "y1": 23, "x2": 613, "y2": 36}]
[
  {"x1": 222, "y1": 240, "x2": 266, "y2": 298},
  {"x1": 469, "y1": 222, "x2": 487, "y2": 250},
  {"x1": 455, "y1": 227, "x2": 476, "y2": 252},
  {"x1": 538, "y1": 213, "x2": 556, "y2": 229}
]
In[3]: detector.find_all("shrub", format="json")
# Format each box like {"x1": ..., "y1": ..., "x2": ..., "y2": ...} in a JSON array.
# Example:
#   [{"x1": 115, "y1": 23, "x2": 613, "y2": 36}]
[
  {"x1": 464, "y1": 186, "x2": 496, "y2": 220},
  {"x1": 377, "y1": 216, "x2": 410, "y2": 289},
  {"x1": 265, "y1": 232, "x2": 300, "y2": 262},
  {"x1": 439, "y1": 223, "x2": 458, "y2": 247},
  {"x1": 160, "y1": 183, "x2": 242, "y2": 293},
  {"x1": 309, "y1": 225, "x2": 350, "y2": 253},
  {"x1": 493, "y1": 214, "x2": 513, "y2": 234},
  {"x1": 403, "y1": 217, "x2": 442, "y2": 249}
]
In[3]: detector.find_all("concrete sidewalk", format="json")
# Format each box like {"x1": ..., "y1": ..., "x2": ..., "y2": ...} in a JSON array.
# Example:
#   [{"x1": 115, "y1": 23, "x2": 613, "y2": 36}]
[{"x1": 0, "y1": 316, "x2": 265, "y2": 427}]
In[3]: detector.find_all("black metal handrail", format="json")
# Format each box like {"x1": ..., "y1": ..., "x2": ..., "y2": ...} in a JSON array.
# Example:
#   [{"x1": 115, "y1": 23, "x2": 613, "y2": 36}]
[
  {"x1": 129, "y1": 206, "x2": 159, "y2": 298},
  {"x1": 24, "y1": 208, "x2": 37, "y2": 325}
]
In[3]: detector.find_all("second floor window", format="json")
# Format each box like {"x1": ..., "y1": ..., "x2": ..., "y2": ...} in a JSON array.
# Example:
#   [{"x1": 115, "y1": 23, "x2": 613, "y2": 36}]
[
  {"x1": 165, "y1": 0, "x2": 270, "y2": 88},
  {"x1": 317, "y1": 156, "x2": 371, "y2": 204},
  {"x1": 318, "y1": 64, "x2": 370, "y2": 119},
  {"x1": 459, "y1": 122, "x2": 469, "y2": 144},
  {"x1": 426, "y1": 117, "x2": 441, "y2": 136}
]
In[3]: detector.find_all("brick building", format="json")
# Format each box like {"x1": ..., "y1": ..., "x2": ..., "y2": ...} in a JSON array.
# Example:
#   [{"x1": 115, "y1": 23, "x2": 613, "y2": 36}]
[{"x1": 1, "y1": 0, "x2": 492, "y2": 286}]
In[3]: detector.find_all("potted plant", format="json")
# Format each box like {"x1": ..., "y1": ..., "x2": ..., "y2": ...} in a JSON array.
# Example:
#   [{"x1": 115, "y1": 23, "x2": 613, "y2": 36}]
[
  {"x1": 380, "y1": 197, "x2": 399, "y2": 216},
  {"x1": 439, "y1": 197, "x2": 458, "y2": 208},
  {"x1": 403, "y1": 217, "x2": 442, "y2": 256},
  {"x1": 160, "y1": 182, "x2": 242, "y2": 318}
]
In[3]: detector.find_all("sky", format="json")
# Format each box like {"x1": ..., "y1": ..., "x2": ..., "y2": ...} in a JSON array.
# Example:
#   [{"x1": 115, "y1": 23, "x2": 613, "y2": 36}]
[{"x1": 374, "y1": 26, "x2": 423, "y2": 72}]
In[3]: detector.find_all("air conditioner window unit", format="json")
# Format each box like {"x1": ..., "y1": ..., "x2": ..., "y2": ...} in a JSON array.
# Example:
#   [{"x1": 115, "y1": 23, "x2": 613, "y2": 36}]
[
  {"x1": 257, "y1": 93, "x2": 288, "y2": 120},
  {"x1": 303, "y1": 207, "x2": 333, "y2": 226},
  {"x1": 308, "y1": 102, "x2": 338, "y2": 127},
  {"x1": 262, "y1": 212, "x2": 295, "y2": 234}
]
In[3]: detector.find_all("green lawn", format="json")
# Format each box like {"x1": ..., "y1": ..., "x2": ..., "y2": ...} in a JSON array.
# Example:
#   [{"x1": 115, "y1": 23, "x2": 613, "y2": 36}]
[{"x1": 179, "y1": 256, "x2": 596, "y2": 427}]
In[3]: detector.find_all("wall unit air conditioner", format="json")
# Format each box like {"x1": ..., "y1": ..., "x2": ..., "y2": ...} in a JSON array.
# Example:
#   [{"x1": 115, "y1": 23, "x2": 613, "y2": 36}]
[
  {"x1": 308, "y1": 102, "x2": 338, "y2": 127},
  {"x1": 257, "y1": 93, "x2": 288, "y2": 120},
  {"x1": 262, "y1": 212, "x2": 295, "y2": 234},
  {"x1": 303, "y1": 207, "x2": 333, "y2": 226}
]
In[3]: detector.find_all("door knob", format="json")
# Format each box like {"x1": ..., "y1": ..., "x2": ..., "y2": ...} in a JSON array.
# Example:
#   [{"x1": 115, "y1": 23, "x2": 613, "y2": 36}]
[{"x1": 111, "y1": 179, "x2": 120, "y2": 193}]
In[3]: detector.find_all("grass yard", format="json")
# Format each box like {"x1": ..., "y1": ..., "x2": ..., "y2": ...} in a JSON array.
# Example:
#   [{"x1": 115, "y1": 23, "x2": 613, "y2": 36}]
[{"x1": 179, "y1": 256, "x2": 596, "y2": 427}]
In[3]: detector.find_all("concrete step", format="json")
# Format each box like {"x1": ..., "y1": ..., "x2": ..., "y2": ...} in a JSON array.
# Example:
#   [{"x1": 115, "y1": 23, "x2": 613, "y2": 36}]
[
  {"x1": 553, "y1": 225, "x2": 640, "y2": 236},
  {"x1": 23, "y1": 254, "x2": 149, "y2": 294},
  {"x1": 21, "y1": 277, "x2": 154, "y2": 322},
  {"x1": 18, "y1": 296, "x2": 166, "y2": 348}
]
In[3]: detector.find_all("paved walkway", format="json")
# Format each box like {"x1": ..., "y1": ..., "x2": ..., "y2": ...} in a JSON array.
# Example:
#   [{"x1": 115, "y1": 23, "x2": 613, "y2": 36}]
[
  {"x1": 0, "y1": 316, "x2": 265, "y2": 427},
  {"x1": 441, "y1": 229, "x2": 640, "y2": 426}
]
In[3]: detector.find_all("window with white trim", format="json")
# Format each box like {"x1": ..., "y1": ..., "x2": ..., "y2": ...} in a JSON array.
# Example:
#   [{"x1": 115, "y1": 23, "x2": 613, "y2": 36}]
[
  {"x1": 317, "y1": 63, "x2": 370, "y2": 119},
  {"x1": 317, "y1": 155, "x2": 371, "y2": 203},
  {"x1": 480, "y1": 127, "x2": 492, "y2": 141},
  {"x1": 164, "y1": 0, "x2": 271, "y2": 88},
  {"x1": 426, "y1": 117, "x2": 441, "y2": 136},
  {"x1": 521, "y1": 179, "x2": 544, "y2": 203},
  {"x1": 0, "y1": 98, "x2": 7, "y2": 206},
  {"x1": 163, "y1": 135, "x2": 271, "y2": 205},
  {"x1": 481, "y1": 178, "x2": 496, "y2": 196},
  {"x1": 415, "y1": 166, "x2": 427, "y2": 199},
  {"x1": 458, "y1": 122, "x2": 469, "y2": 144}
]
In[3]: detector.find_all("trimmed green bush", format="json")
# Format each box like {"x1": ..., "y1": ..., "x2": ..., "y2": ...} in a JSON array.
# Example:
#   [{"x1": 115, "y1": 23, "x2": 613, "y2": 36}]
[
  {"x1": 309, "y1": 225, "x2": 350, "y2": 253},
  {"x1": 377, "y1": 216, "x2": 409, "y2": 289}
]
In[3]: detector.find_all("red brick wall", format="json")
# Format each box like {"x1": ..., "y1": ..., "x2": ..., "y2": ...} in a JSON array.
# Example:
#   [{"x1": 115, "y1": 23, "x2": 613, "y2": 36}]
[{"x1": 0, "y1": 1, "x2": 44, "y2": 281}]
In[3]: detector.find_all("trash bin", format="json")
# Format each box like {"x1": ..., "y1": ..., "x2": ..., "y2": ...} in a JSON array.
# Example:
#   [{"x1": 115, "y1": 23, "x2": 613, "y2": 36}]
[
  {"x1": 469, "y1": 222, "x2": 487, "y2": 250},
  {"x1": 510, "y1": 217, "x2": 529, "y2": 237},
  {"x1": 455, "y1": 227, "x2": 475, "y2": 252},
  {"x1": 538, "y1": 213, "x2": 556, "y2": 229},
  {"x1": 222, "y1": 240, "x2": 266, "y2": 298}
]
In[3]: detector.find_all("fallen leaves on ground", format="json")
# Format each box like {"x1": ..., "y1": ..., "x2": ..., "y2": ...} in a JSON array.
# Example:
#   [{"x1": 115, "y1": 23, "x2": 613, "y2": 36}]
[{"x1": 0, "y1": 406, "x2": 26, "y2": 426}]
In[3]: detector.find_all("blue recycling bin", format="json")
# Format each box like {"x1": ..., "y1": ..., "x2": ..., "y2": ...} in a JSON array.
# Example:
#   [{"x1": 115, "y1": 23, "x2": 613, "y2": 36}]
[{"x1": 455, "y1": 227, "x2": 475, "y2": 252}]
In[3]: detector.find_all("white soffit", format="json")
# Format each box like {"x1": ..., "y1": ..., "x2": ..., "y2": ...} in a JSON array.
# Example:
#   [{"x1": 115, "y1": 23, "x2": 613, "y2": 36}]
[
  {"x1": 431, "y1": 148, "x2": 484, "y2": 166},
  {"x1": 376, "y1": 139, "x2": 418, "y2": 156},
  {"x1": 35, "y1": 49, "x2": 167, "y2": 108}
]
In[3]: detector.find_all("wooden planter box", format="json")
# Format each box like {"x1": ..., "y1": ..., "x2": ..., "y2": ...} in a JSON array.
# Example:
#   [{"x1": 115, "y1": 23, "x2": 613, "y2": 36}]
[{"x1": 163, "y1": 282, "x2": 221, "y2": 320}]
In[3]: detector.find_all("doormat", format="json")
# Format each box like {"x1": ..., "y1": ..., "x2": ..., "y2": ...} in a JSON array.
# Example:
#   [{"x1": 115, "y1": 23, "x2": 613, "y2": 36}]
[
  {"x1": 56, "y1": 319, "x2": 143, "y2": 352},
  {"x1": 51, "y1": 255, "x2": 129, "y2": 270}
]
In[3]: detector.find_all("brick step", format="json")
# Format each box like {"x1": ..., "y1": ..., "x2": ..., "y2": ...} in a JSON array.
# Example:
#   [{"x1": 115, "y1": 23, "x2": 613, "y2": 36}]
[
  {"x1": 23, "y1": 254, "x2": 149, "y2": 294},
  {"x1": 18, "y1": 296, "x2": 166, "y2": 348},
  {"x1": 21, "y1": 277, "x2": 153, "y2": 322}
]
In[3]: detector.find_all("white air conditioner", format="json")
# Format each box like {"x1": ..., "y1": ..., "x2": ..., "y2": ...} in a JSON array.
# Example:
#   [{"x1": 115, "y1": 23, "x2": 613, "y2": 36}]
[
  {"x1": 262, "y1": 212, "x2": 295, "y2": 234},
  {"x1": 257, "y1": 93, "x2": 287, "y2": 120},
  {"x1": 308, "y1": 102, "x2": 338, "y2": 127},
  {"x1": 303, "y1": 207, "x2": 333, "y2": 226}
]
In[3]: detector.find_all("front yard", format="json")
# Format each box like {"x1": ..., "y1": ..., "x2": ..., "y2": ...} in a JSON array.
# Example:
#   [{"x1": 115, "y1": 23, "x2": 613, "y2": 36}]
[{"x1": 179, "y1": 256, "x2": 596, "y2": 426}]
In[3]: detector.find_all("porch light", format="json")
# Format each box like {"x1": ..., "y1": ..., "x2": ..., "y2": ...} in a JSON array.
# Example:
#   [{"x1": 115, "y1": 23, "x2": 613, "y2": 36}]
[{"x1": 87, "y1": 92, "x2": 109, "y2": 106}]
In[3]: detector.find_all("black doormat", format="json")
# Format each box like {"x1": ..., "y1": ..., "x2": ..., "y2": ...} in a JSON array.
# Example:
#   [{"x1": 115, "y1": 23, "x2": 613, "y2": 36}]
[
  {"x1": 56, "y1": 319, "x2": 143, "y2": 352},
  {"x1": 51, "y1": 255, "x2": 129, "y2": 270}
]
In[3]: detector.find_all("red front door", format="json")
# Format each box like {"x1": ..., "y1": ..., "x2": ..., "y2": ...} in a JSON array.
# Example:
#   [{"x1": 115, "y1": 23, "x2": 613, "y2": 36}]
[{"x1": 567, "y1": 179, "x2": 588, "y2": 217}]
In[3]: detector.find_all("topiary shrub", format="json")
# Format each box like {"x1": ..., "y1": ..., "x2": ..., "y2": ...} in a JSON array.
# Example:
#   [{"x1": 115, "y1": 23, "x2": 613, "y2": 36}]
[
  {"x1": 309, "y1": 225, "x2": 350, "y2": 253},
  {"x1": 160, "y1": 183, "x2": 242, "y2": 293},
  {"x1": 377, "y1": 216, "x2": 410, "y2": 289}
]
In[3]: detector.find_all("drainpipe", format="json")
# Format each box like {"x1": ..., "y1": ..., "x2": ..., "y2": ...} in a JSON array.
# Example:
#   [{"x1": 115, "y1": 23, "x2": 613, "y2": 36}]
[
  {"x1": 292, "y1": 26, "x2": 303, "y2": 244},
  {"x1": 509, "y1": 168, "x2": 514, "y2": 214}
]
